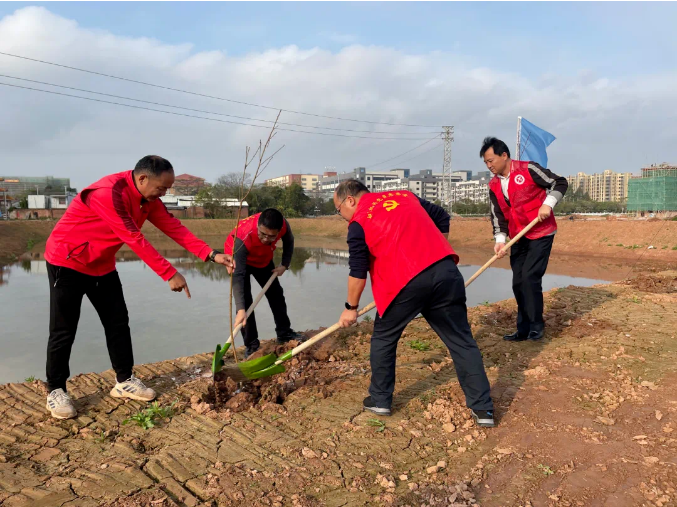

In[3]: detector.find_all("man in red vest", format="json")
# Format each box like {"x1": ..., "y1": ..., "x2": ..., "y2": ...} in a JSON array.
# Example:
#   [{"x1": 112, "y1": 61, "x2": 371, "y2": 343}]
[
  {"x1": 481, "y1": 137, "x2": 569, "y2": 342},
  {"x1": 225, "y1": 208, "x2": 304, "y2": 358},
  {"x1": 43, "y1": 155, "x2": 233, "y2": 419},
  {"x1": 334, "y1": 180, "x2": 495, "y2": 427}
]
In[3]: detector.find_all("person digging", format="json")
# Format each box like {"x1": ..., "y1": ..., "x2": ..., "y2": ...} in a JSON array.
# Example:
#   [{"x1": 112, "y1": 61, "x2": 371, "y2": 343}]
[
  {"x1": 481, "y1": 136, "x2": 568, "y2": 342},
  {"x1": 225, "y1": 208, "x2": 305, "y2": 359},
  {"x1": 44, "y1": 155, "x2": 234, "y2": 419},
  {"x1": 334, "y1": 179, "x2": 495, "y2": 427}
]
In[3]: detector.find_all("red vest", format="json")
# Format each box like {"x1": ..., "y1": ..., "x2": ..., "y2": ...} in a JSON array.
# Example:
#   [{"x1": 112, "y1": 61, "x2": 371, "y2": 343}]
[
  {"x1": 352, "y1": 192, "x2": 458, "y2": 316},
  {"x1": 488, "y1": 160, "x2": 557, "y2": 240},
  {"x1": 224, "y1": 212, "x2": 287, "y2": 268}
]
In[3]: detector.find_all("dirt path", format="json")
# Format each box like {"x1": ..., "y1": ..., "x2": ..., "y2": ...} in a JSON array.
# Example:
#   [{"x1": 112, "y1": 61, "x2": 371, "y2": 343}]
[{"x1": 1, "y1": 272, "x2": 676, "y2": 506}]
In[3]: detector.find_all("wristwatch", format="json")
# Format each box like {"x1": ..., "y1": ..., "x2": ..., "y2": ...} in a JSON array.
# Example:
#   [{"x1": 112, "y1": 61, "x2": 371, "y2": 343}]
[
  {"x1": 345, "y1": 302, "x2": 358, "y2": 310},
  {"x1": 208, "y1": 250, "x2": 221, "y2": 263}
]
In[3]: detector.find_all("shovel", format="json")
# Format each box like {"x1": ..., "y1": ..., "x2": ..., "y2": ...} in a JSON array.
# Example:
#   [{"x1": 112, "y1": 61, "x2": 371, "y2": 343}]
[
  {"x1": 218, "y1": 216, "x2": 542, "y2": 382},
  {"x1": 211, "y1": 273, "x2": 278, "y2": 374}
]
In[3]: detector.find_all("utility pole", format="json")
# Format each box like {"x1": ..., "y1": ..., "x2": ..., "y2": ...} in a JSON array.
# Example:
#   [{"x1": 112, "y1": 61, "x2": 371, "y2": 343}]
[{"x1": 441, "y1": 126, "x2": 454, "y2": 215}]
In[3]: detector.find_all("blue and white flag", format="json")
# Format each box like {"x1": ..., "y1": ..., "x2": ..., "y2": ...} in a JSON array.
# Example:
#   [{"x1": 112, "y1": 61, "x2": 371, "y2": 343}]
[{"x1": 518, "y1": 117, "x2": 556, "y2": 167}]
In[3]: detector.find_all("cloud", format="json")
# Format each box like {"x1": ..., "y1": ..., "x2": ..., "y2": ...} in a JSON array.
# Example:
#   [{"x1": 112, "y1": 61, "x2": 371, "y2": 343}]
[
  {"x1": 320, "y1": 31, "x2": 360, "y2": 45},
  {"x1": 0, "y1": 6, "x2": 674, "y2": 191}
]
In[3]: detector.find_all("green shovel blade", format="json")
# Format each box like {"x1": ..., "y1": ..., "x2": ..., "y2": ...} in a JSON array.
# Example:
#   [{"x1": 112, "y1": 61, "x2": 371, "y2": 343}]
[{"x1": 211, "y1": 342, "x2": 232, "y2": 374}]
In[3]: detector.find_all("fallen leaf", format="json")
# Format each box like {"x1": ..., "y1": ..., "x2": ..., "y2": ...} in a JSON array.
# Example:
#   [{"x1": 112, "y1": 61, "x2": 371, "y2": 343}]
[
  {"x1": 656, "y1": 411, "x2": 664, "y2": 421},
  {"x1": 301, "y1": 448, "x2": 318, "y2": 459},
  {"x1": 595, "y1": 416, "x2": 615, "y2": 426}
]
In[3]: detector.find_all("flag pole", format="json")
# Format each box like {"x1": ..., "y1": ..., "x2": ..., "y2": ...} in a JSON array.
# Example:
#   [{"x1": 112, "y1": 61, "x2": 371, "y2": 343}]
[{"x1": 515, "y1": 116, "x2": 522, "y2": 161}]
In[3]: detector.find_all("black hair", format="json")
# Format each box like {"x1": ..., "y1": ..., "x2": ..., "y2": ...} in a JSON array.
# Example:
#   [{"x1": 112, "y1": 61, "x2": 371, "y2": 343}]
[
  {"x1": 134, "y1": 155, "x2": 174, "y2": 177},
  {"x1": 479, "y1": 137, "x2": 510, "y2": 159},
  {"x1": 259, "y1": 208, "x2": 284, "y2": 230},
  {"x1": 335, "y1": 179, "x2": 369, "y2": 200}
]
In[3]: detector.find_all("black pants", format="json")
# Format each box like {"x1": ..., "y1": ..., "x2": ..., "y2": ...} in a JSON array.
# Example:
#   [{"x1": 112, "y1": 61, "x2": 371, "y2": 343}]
[
  {"x1": 510, "y1": 235, "x2": 555, "y2": 335},
  {"x1": 369, "y1": 257, "x2": 493, "y2": 411},
  {"x1": 46, "y1": 262, "x2": 133, "y2": 392},
  {"x1": 241, "y1": 261, "x2": 292, "y2": 349}
]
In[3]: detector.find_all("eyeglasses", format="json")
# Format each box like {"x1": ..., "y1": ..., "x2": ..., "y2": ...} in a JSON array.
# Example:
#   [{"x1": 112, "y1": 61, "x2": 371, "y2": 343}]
[
  {"x1": 257, "y1": 228, "x2": 278, "y2": 241},
  {"x1": 335, "y1": 196, "x2": 349, "y2": 215}
]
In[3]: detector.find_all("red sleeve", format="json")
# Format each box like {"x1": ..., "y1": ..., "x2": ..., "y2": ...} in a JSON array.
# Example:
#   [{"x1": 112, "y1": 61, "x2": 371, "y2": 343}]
[
  {"x1": 147, "y1": 201, "x2": 212, "y2": 262},
  {"x1": 87, "y1": 188, "x2": 178, "y2": 281}
]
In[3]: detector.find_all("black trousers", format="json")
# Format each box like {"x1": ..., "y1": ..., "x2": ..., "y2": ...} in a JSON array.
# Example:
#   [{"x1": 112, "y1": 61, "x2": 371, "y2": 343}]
[
  {"x1": 46, "y1": 262, "x2": 133, "y2": 392},
  {"x1": 369, "y1": 257, "x2": 493, "y2": 411},
  {"x1": 241, "y1": 261, "x2": 292, "y2": 349},
  {"x1": 510, "y1": 235, "x2": 555, "y2": 335}
]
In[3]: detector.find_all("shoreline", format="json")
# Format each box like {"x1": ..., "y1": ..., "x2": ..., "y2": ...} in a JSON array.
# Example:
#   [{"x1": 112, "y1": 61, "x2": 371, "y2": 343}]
[{"x1": 1, "y1": 272, "x2": 675, "y2": 506}]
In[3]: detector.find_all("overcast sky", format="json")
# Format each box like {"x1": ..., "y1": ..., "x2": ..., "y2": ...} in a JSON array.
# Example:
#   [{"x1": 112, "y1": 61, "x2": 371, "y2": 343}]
[{"x1": 1, "y1": 3, "x2": 675, "y2": 190}]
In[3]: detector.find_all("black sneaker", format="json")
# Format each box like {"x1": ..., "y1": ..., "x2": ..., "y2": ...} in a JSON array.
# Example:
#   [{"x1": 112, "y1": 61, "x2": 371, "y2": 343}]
[
  {"x1": 244, "y1": 343, "x2": 260, "y2": 359},
  {"x1": 528, "y1": 329, "x2": 544, "y2": 341},
  {"x1": 363, "y1": 396, "x2": 391, "y2": 416},
  {"x1": 471, "y1": 409, "x2": 495, "y2": 428},
  {"x1": 503, "y1": 331, "x2": 528, "y2": 342},
  {"x1": 277, "y1": 330, "x2": 306, "y2": 344}
]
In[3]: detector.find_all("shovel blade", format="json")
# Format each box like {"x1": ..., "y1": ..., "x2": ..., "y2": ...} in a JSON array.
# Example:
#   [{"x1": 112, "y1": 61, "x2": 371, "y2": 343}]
[{"x1": 211, "y1": 342, "x2": 232, "y2": 374}]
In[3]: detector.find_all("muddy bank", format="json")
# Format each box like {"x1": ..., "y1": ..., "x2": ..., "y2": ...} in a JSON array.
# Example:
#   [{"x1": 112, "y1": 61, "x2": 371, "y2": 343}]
[
  {"x1": 2, "y1": 272, "x2": 676, "y2": 506},
  {"x1": 3, "y1": 217, "x2": 677, "y2": 267}
]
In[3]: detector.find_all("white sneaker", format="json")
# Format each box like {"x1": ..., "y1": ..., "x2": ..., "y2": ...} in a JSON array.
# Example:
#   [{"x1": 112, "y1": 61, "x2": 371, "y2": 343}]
[
  {"x1": 46, "y1": 388, "x2": 77, "y2": 419},
  {"x1": 110, "y1": 375, "x2": 156, "y2": 402}
]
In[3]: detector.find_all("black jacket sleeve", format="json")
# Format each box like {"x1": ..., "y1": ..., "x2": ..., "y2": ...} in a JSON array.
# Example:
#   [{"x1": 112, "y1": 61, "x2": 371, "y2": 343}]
[
  {"x1": 232, "y1": 238, "x2": 249, "y2": 312},
  {"x1": 280, "y1": 219, "x2": 294, "y2": 268},
  {"x1": 528, "y1": 162, "x2": 569, "y2": 203},
  {"x1": 489, "y1": 189, "x2": 509, "y2": 238},
  {"x1": 418, "y1": 197, "x2": 450, "y2": 233},
  {"x1": 347, "y1": 222, "x2": 369, "y2": 280}
]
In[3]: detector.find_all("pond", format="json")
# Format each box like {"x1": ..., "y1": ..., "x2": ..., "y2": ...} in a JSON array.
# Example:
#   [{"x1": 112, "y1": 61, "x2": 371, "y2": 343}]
[{"x1": 0, "y1": 245, "x2": 607, "y2": 384}]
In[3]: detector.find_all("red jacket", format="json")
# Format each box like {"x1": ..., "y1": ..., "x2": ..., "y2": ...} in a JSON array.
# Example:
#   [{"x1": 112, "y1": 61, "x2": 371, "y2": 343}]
[
  {"x1": 45, "y1": 171, "x2": 212, "y2": 281},
  {"x1": 224, "y1": 212, "x2": 287, "y2": 268},
  {"x1": 488, "y1": 160, "x2": 557, "y2": 240},
  {"x1": 351, "y1": 191, "x2": 458, "y2": 316}
]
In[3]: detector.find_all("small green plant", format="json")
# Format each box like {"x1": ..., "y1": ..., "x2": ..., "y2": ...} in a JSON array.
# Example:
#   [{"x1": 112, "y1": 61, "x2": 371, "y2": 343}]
[
  {"x1": 672, "y1": 246, "x2": 677, "y2": 251},
  {"x1": 123, "y1": 411, "x2": 156, "y2": 430},
  {"x1": 537, "y1": 464, "x2": 554, "y2": 476},
  {"x1": 662, "y1": 246, "x2": 668, "y2": 250},
  {"x1": 362, "y1": 315, "x2": 372, "y2": 323},
  {"x1": 26, "y1": 238, "x2": 36, "y2": 250},
  {"x1": 616, "y1": 244, "x2": 623, "y2": 247},
  {"x1": 409, "y1": 340, "x2": 430, "y2": 351},
  {"x1": 24, "y1": 375, "x2": 36, "y2": 382},
  {"x1": 97, "y1": 430, "x2": 107, "y2": 443},
  {"x1": 481, "y1": 300, "x2": 491, "y2": 307},
  {"x1": 123, "y1": 400, "x2": 177, "y2": 430},
  {"x1": 366, "y1": 418, "x2": 386, "y2": 433},
  {"x1": 607, "y1": 243, "x2": 612, "y2": 246},
  {"x1": 146, "y1": 400, "x2": 176, "y2": 419},
  {"x1": 629, "y1": 295, "x2": 641, "y2": 304}
]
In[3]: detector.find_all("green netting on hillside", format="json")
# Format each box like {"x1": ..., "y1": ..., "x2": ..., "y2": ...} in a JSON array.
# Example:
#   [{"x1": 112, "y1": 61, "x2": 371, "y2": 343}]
[{"x1": 627, "y1": 177, "x2": 677, "y2": 211}]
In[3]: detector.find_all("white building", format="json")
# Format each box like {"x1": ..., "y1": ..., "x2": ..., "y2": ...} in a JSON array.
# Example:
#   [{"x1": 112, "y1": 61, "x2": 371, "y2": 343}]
[{"x1": 450, "y1": 180, "x2": 490, "y2": 203}]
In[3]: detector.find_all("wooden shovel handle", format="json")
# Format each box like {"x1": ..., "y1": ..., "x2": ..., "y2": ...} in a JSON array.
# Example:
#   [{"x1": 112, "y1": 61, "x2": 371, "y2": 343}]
[
  {"x1": 463, "y1": 217, "x2": 541, "y2": 288},
  {"x1": 225, "y1": 273, "x2": 278, "y2": 346},
  {"x1": 274, "y1": 302, "x2": 376, "y2": 364}
]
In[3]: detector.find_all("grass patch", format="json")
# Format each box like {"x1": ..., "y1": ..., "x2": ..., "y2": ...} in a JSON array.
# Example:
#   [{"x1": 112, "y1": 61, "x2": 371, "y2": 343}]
[
  {"x1": 537, "y1": 464, "x2": 555, "y2": 476},
  {"x1": 362, "y1": 315, "x2": 372, "y2": 323},
  {"x1": 24, "y1": 375, "x2": 36, "y2": 382},
  {"x1": 409, "y1": 340, "x2": 430, "y2": 351},
  {"x1": 123, "y1": 400, "x2": 177, "y2": 430},
  {"x1": 26, "y1": 238, "x2": 36, "y2": 250},
  {"x1": 365, "y1": 418, "x2": 386, "y2": 432},
  {"x1": 616, "y1": 244, "x2": 623, "y2": 247}
]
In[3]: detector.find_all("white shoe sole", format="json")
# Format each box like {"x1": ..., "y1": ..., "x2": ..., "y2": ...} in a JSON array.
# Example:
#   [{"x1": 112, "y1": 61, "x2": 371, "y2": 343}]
[
  {"x1": 46, "y1": 405, "x2": 77, "y2": 419},
  {"x1": 110, "y1": 387, "x2": 156, "y2": 402}
]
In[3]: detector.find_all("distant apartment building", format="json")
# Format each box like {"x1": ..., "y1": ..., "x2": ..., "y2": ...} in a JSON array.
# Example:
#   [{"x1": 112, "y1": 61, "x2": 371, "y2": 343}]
[
  {"x1": 169, "y1": 174, "x2": 206, "y2": 196},
  {"x1": 567, "y1": 170, "x2": 633, "y2": 202},
  {"x1": 450, "y1": 178, "x2": 491, "y2": 204},
  {"x1": 628, "y1": 163, "x2": 677, "y2": 213},
  {"x1": 452, "y1": 170, "x2": 473, "y2": 181},
  {"x1": 319, "y1": 168, "x2": 410, "y2": 194},
  {"x1": 0, "y1": 176, "x2": 71, "y2": 199},
  {"x1": 265, "y1": 173, "x2": 321, "y2": 191}
]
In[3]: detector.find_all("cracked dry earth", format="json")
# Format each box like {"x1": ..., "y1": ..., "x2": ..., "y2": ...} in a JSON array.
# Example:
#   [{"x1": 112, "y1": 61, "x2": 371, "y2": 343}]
[{"x1": 1, "y1": 272, "x2": 676, "y2": 507}]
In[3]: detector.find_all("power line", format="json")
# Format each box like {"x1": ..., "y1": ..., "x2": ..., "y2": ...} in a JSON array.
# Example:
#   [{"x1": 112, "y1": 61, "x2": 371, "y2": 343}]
[
  {"x1": 0, "y1": 51, "x2": 443, "y2": 128},
  {"x1": 365, "y1": 135, "x2": 441, "y2": 169},
  {"x1": 394, "y1": 142, "x2": 442, "y2": 167},
  {"x1": 0, "y1": 74, "x2": 439, "y2": 137},
  {"x1": 0, "y1": 81, "x2": 436, "y2": 140}
]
